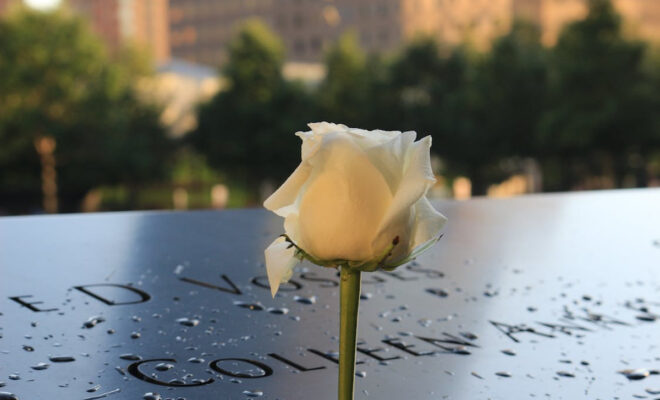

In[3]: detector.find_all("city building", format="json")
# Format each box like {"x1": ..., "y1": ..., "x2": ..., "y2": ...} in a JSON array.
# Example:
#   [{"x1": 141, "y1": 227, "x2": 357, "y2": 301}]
[
  {"x1": 514, "y1": 0, "x2": 660, "y2": 45},
  {"x1": 4, "y1": 0, "x2": 659, "y2": 66},
  {"x1": 0, "y1": 0, "x2": 19, "y2": 14},
  {"x1": 67, "y1": 0, "x2": 170, "y2": 63},
  {"x1": 169, "y1": 0, "x2": 660, "y2": 67},
  {"x1": 168, "y1": 0, "x2": 513, "y2": 66}
]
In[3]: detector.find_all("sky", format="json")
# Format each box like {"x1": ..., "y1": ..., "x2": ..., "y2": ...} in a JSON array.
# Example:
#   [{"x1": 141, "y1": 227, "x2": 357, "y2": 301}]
[{"x1": 24, "y1": 0, "x2": 61, "y2": 10}]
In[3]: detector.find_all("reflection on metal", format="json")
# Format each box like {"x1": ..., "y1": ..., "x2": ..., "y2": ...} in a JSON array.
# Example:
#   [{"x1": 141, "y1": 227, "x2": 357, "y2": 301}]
[{"x1": 0, "y1": 189, "x2": 659, "y2": 398}]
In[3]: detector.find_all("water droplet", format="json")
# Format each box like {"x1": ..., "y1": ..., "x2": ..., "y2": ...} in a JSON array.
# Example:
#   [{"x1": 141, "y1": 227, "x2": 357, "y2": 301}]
[
  {"x1": 176, "y1": 317, "x2": 200, "y2": 327},
  {"x1": 187, "y1": 357, "x2": 204, "y2": 364},
  {"x1": 87, "y1": 384, "x2": 101, "y2": 393},
  {"x1": 174, "y1": 264, "x2": 185, "y2": 274},
  {"x1": 8, "y1": 375, "x2": 19, "y2": 381},
  {"x1": 495, "y1": 371, "x2": 512, "y2": 378},
  {"x1": 620, "y1": 369, "x2": 651, "y2": 380},
  {"x1": 356, "y1": 371, "x2": 367, "y2": 378},
  {"x1": 448, "y1": 346, "x2": 471, "y2": 355},
  {"x1": 83, "y1": 388, "x2": 121, "y2": 400},
  {"x1": 242, "y1": 390, "x2": 264, "y2": 397},
  {"x1": 82, "y1": 316, "x2": 105, "y2": 329},
  {"x1": 646, "y1": 388, "x2": 660, "y2": 395},
  {"x1": 142, "y1": 393, "x2": 161, "y2": 400},
  {"x1": 154, "y1": 363, "x2": 174, "y2": 371},
  {"x1": 360, "y1": 293, "x2": 373, "y2": 300},
  {"x1": 471, "y1": 372, "x2": 484, "y2": 380},
  {"x1": 267, "y1": 307, "x2": 289, "y2": 315},
  {"x1": 130, "y1": 332, "x2": 141, "y2": 339},
  {"x1": 556, "y1": 371, "x2": 575, "y2": 378},
  {"x1": 49, "y1": 355, "x2": 75, "y2": 364},
  {"x1": 501, "y1": 349, "x2": 516, "y2": 356},
  {"x1": 460, "y1": 332, "x2": 478, "y2": 341},
  {"x1": 233, "y1": 301, "x2": 264, "y2": 311},
  {"x1": 22, "y1": 345, "x2": 34, "y2": 352},
  {"x1": 30, "y1": 362, "x2": 49, "y2": 371},
  {"x1": 418, "y1": 318, "x2": 432, "y2": 328},
  {"x1": 119, "y1": 354, "x2": 142, "y2": 361},
  {"x1": 131, "y1": 316, "x2": 142, "y2": 322},
  {"x1": 293, "y1": 295, "x2": 317, "y2": 305},
  {"x1": 0, "y1": 392, "x2": 18, "y2": 400},
  {"x1": 425, "y1": 288, "x2": 448, "y2": 298}
]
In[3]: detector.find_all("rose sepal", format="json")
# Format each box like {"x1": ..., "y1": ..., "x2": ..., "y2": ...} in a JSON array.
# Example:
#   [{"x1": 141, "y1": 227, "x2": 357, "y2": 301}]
[{"x1": 280, "y1": 233, "x2": 443, "y2": 273}]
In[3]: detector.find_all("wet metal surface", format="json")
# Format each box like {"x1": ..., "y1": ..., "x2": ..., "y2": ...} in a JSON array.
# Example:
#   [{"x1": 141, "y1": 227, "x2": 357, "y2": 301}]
[{"x1": 1, "y1": 189, "x2": 659, "y2": 399}]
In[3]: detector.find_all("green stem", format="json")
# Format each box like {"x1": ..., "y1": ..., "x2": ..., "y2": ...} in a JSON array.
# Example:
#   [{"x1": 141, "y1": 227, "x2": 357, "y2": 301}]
[{"x1": 339, "y1": 266, "x2": 361, "y2": 400}]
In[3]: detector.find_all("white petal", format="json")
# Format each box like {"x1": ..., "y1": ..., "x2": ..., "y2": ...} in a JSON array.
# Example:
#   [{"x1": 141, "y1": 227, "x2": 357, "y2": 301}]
[
  {"x1": 345, "y1": 126, "x2": 401, "y2": 149},
  {"x1": 297, "y1": 122, "x2": 406, "y2": 158},
  {"x1": 264, "y1": 237, "x2": 300, "y2": 297},
  {"x1": 411, "y1": 196, "x2": 447, "y2": 250},
  {"x1": 298, "y1": 134, "x2": 393, "y2": 261},
  {"x1": 364, "y1": 130, "x2": 416, "y2": 193},
  {"x1": 263, "y1": 163, "x2": 311, "y2": 217},
  {"x1": 307, "y1": 122, "x2": 346, "y2": 134},
  {"x1": 297, "y1": 122, "x2": 346, "y2": 160},
  {"x1": 373, "y1": 136, "x2": 436, "y2": 250}
]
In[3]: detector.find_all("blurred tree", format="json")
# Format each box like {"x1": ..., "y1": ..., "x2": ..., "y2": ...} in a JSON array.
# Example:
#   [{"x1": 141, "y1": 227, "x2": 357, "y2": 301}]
[
  {"x1": 539, "y1": 0, "x2": 658, "y2": 189},
  {"x1": 0, "y1": 8, "x2": 171, "y2": 213},
  {"x1": 191, "y1": 20, "x2": 314, "y2": 201},
  {"x1": 386, "y1": 37, "x2": 446, "y2": 135},
  {"x1": 474, "y1": 21, "x2": 547, "y2": 160},
  {"x1": 317, "y1": 32, "x2": 371, "y2": 127},
  {"x1": 450, "y1": 21, "x2": 549, "y2": 193}
]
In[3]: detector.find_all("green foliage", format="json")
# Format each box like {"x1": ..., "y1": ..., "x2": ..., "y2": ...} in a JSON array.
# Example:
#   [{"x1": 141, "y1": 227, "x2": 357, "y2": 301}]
[
  {"x1": 223, "y1": 19, "x2": 285, "y2": 99},
  {"x1": 539, "y1": 0, "x2": 658, "y2": 188},
  {"x1": 318, "y1": 32, "x2": 370, "y2": 127},
  {"x1": 474, "y1": 21, "x2": 548, "y2": 158},
  {"x1": 190, "y1": 20, "x2": 314, "y2": 198},
  {"x1": 5, "y1": 0, "x2": 660, "y2": 213},
  {"x1": 0, "y1": 8, "x2": 171, "y2": 212},
  {"x1": 445, "y1": 22, "x2": 549, "y2": 192}
]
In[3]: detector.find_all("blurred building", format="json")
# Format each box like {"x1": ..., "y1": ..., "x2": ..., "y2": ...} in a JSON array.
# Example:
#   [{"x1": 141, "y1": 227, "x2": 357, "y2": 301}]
[
  {"x1": 3, "y1": 0, "x2": 659, "y2": 65},
  {"x1": 514, "y1": 0, "x2": 660, "y2": 45},
  {"x1": 168, "y1": 0, "x2": 660, "y2": 66},
  {"x1": 0, "y1": 0, "x2": 19, "y2": 13},
  {"x1": 137, "y1": 59, "x2": 220, "y2": 137},
  {"x1": 169, "y1": 0, "x2": 515, "y2": 66},
  {"x1": 67, "y1": 0, "x2": 170, "y2": 62}
]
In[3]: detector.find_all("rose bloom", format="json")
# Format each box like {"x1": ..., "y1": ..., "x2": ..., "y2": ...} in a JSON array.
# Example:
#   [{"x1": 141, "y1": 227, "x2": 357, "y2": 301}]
[{"x1": 264, "y1": 122, "x2": 446, "y2": 296}]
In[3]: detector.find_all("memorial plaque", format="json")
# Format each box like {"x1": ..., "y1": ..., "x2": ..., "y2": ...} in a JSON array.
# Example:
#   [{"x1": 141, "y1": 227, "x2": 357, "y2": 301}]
[{"x1": 1, "y1": 189, "x2": 660, "y2": 399}]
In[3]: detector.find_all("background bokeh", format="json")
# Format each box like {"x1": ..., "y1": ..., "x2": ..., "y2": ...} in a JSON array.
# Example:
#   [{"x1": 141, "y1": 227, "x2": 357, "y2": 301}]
[{"x1": 1, "y1": 0, "x2": 659, "y2": 215}]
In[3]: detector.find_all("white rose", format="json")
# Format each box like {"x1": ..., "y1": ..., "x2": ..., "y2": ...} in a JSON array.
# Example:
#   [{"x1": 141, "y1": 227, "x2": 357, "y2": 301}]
[{"x1": 263, "y1": 122, "x2": 447, "y2": 296}]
